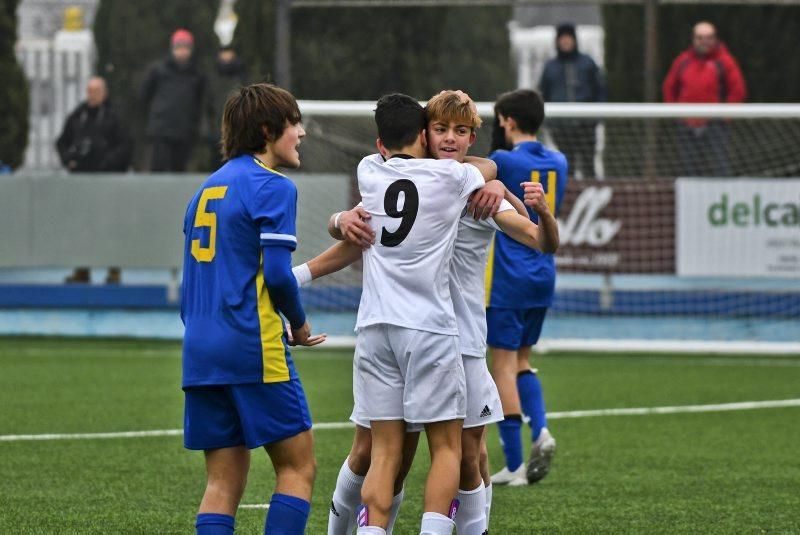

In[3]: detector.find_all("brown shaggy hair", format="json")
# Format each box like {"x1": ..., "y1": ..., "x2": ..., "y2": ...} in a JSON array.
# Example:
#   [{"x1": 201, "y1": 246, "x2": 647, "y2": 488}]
[{"x1": 220, "y1": 83, "x2": 301, "y2": 161}]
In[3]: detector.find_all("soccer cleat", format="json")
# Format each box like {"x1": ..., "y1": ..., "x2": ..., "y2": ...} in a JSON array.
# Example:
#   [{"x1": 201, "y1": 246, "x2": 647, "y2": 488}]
[
  {"x1": 490, "y1": 464, "x2": 527, "y2": 486},
  {"x1": 526, "y1": 427, "x2": 556, "y2": 484}
]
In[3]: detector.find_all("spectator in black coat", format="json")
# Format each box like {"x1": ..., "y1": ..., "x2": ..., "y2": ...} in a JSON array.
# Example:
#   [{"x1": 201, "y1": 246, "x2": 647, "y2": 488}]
[
  {"x1": 141, "y1": 28, "x2": 205, "y2": 172},
  {"x1": 57, "y1": 76, "x2": 129, "y2": 284},
  {"x1": 539, "y1": 23, "x2": 607, "y2": 179},
  {"x1": 56, "y1": 76, "x2": 131, "y2": 172}
]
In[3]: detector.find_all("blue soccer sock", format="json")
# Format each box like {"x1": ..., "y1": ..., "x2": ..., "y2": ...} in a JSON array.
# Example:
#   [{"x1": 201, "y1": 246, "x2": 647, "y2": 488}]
[
  {"x1": 497, "y1": 415, "x2": 523, "y2": 471},
  {"x1": 265, "y1": 493, "x2": 310, "y2": 535},
  {"x1": 517, "y1": 369, "x2": 547, "y2": 442},
  {"x1": 196, "y1": 512, "x2": 235, "y2": 535}
]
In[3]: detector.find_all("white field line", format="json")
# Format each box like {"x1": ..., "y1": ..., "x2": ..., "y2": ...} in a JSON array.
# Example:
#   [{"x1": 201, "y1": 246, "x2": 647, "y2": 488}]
[
  {"x1": 239, "y1": 504, "x2": 269, "y2": 510},
  {"x1": 547, "y1": 398, "x2": 800, "y2": 419},
  {"x1": 2, "y1": 399, "x2": 799, "y2": 443}
]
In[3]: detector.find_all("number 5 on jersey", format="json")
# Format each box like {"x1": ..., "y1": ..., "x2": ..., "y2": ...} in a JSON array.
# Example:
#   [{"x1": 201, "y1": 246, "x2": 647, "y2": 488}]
[{"x1": 191, "y1": 186, "x2": 228, "y2": 262}]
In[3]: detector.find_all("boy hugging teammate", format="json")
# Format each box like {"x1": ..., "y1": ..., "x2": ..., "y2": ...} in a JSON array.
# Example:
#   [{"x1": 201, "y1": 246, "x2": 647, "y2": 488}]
[
  {"x1": 352, "y1": 94, "x2": 497, "y2": 535},
  {"x1": 294, "y1": 91, "x2": 558, "y2": 534}
]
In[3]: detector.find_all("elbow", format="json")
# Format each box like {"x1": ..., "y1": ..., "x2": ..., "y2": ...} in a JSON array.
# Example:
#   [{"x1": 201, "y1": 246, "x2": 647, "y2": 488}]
[{"x1": 268, "y1": 269, "x2": 296, "y2": 291}]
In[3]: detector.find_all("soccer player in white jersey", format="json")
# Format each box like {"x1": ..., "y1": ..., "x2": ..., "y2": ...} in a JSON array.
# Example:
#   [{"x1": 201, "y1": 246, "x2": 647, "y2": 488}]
[
  {"x1": 355, "y1": 93, "x2": 500, "y2": 535},
  {"x1": 425, "y1": 91, "x2": 559, "y2": 534},
  {"x1": 294, "y1": 91, "x2": 559, "y2": 534}
]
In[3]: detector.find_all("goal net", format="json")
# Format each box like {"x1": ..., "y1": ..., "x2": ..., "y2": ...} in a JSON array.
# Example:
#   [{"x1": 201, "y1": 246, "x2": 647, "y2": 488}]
[{"x1": 294, "y1": 102, "x2": 800, "y2": 352}]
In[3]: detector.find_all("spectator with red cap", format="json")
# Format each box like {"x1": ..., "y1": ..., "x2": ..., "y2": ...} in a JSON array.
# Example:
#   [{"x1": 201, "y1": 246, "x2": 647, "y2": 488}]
[
  {"x1": 141, "y1": 28, "x2": 205, "y2": 172},
  {"x1": 663, "y1": 21, "x2": 747, "y2": 176}
]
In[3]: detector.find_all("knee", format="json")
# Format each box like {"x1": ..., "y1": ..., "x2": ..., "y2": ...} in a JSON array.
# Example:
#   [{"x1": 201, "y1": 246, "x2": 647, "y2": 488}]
[
  {"x1": 461, "y1": 446, "x2": 480, "y2": 473},
  {"x1": 431, "y1": 443, "x2": 462, "y2": 466},
  {"x1": 277, "y1": 455, "x2": 317, "y2": 487},
  {"x1": 206, "y1": 473, "x2": 248, "y2": 501}
]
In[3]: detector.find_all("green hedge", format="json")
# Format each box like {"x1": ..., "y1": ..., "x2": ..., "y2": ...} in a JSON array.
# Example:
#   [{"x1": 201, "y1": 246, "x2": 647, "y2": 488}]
[{"x1": 0, "y1": 0, "x2": 29, "y2": 170}]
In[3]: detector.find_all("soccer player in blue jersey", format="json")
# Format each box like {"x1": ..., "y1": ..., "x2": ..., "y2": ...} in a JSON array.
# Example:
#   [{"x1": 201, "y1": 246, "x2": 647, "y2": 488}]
[
  {"x1": 181, "y1": 83, "x2": 326, "y2": 535},
  {"x1": 486, "y1": 89, "x2": 568, "y2": 486}
]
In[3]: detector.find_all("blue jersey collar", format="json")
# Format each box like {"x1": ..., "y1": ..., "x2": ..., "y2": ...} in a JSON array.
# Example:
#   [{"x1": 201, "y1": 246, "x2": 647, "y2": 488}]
[{"x1": 513, "y1": 140, "x2": 543, "y2": 152}]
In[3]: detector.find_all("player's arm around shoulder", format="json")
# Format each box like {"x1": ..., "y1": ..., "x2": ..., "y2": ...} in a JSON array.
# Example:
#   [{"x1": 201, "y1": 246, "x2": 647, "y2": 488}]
[
  {"x1": 494, "y1": 182, "x2": 559, "y2": 253},
  {"x1": 460, "y1": 156, "x2": 504, "y2": 220},
  {"x1": 327, "y1": 204, "x2": 374, "y2": 249}
]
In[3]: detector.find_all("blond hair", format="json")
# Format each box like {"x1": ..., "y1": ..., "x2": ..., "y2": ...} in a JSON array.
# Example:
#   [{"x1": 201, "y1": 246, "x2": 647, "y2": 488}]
[{"x1": 425, "y1": 91, "x2": 482, "y2": 130}]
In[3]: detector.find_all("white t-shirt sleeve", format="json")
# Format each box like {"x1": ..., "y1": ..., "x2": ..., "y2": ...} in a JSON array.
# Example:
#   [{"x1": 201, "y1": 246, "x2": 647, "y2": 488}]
[
  {"x1": 483, "y1": 199, "x2": 516, "y2": 231},
  {"x1": 459, "y1": 163, "x2": 486, "y2": 200}
]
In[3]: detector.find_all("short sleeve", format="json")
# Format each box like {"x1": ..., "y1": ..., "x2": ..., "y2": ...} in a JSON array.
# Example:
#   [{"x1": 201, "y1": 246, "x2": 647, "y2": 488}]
[
  {"x1": 483, "y1": 199, "x2": 516, "y2": 231},
  {"x1": 251, "y1": 177, "x2": 298, "y2": 250},
  {"x1": 459, "y1": 163, "x2": 486, "y2": 200}
]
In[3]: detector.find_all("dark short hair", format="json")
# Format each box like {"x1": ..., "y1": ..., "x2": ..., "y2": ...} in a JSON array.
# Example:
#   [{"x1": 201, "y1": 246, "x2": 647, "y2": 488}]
[
  {"x1": 489, "y1": 114, "x2": 512, "y2": 153},
  {"x1": 220, "y1": 83, "x2": 301, "y2": 161},
  {"x1": 494, "y1": 89, "x2": 545, "y2": 136},
  {"x1": 374, "y1": 93, "x2": 426, "y2": 151}
]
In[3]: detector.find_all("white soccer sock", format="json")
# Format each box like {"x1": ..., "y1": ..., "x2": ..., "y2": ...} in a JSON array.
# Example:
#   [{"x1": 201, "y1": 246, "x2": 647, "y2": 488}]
[
  {"x1": 485, "y1": 483, "x2": 493, "y2": 527},
  {"x1": 454, "y1": 484, "x2": 487, "y2": 535},
  {"x1": 356, "y1": 528, "x2": 386, "y2": 535},
  {"x1": 386, "y1": 487, "x2": 405, "y2": 534},
  {"x1": 420, "y1": 512, "x2": 455, "y2": 535},
  {"x1": 328, "y1": 458, "x2": 365, "y2": 535}
]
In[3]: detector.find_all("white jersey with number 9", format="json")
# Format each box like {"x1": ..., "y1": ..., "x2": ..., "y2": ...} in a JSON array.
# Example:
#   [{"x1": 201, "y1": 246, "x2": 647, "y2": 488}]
[{"x1": 355, "y1": 153, "x2": 485, "y2": 335}]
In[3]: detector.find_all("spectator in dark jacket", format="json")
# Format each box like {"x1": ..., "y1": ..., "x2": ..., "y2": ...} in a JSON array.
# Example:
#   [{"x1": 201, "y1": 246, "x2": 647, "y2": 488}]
[
  {"x1": 56, "y1": 76, "x2": 131, "y2": 172},
  {"x1": 141, "y1": 29, "x2": 205, "y2": 172},
  {"x1": 204, "y1": 45, "x2": 246, "y2": 170},
  {"x1": 57, "y1": 76, "x2": 129, "y2": 284},
  {"x1": 539, "y1": 23, "x2": 606, "y2": 179},
  {"x1": 663, "y1": 21, "x2": 746, "y2": 177}
]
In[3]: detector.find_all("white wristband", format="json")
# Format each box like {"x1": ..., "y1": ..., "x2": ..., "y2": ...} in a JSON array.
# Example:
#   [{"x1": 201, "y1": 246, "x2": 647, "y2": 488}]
[
  {"x1": 333, "y1": 211, "x2": 343, "y2": 230},
  {"x1": 292, "y1": 263, "x2": 313, "y2": 287}
]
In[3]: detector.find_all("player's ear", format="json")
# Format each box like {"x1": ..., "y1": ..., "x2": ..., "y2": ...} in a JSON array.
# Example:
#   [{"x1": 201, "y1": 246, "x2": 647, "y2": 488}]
[
  {"x1": 504, "y1": 116, "x2": 518, "y2": 133},
  {"x1": 376, "y1": 138, "x2": 388, "y2": 158},
  {"x1": 468, "y1": 130, "x2": 477, "y2": 147},
  {"x1": 420, "y1": 129, "x2": 428, "y2": 149}
]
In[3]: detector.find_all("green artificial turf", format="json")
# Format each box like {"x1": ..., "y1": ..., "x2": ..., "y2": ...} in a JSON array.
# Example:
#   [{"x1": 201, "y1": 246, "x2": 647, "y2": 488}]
[{"x1": 1, "y1": 337, "x2": 798, "y2": 533}]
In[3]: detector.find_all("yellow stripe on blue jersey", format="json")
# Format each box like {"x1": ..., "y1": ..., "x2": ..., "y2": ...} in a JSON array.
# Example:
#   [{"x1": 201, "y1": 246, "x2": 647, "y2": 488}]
[
  {"x1": 181, "y1": 154, "x2": 298, "y2": 388},
  {"x1": 256, "y1": 253, "x2": 291, "y2": 383},
  {"x1": 484, "y1": 235, "x2": 495, "y2": 308}
]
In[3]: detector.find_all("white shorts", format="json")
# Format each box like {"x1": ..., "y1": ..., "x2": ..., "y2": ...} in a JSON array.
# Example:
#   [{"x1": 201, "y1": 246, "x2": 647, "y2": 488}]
[
  {"x1": 351, "y1": 352, "x2": 502, "y2": 431},
  {"x1": 462, "y1": 355, "x2": 503, "y2": 429},
  {"x1": 351, "y1": 324, "x2": 466, "y2": 425}
]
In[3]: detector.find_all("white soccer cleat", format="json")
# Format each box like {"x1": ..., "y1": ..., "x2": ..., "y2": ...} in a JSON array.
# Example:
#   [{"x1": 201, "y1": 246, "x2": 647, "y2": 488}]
[
  {"x1": 526, "y1": 427, "x2": 556, "y2": 484},
  {"x1": 490, "y1": 464, "x2": 528, "y2": 486}
]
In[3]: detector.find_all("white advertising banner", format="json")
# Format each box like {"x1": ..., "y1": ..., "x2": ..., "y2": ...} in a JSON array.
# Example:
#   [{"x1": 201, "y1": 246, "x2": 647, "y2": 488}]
[{"x1": 677, "y1": 178, "x2": 800, "y2": 278}]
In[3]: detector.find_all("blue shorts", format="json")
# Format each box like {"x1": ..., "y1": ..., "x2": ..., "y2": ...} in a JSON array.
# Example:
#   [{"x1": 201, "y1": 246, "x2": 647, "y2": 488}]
[
  {"x1": 486, "y1": 307, "x2": 548, "y2": 350},
  {"x1": 183, "y1": 379, "x2": 312, "y2": 450}
]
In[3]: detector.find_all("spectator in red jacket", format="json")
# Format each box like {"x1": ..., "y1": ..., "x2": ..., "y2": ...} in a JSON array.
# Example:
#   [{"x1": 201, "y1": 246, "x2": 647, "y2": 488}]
[{"x1": 662, "y1": 21, "x2": 746, "y2": 177}]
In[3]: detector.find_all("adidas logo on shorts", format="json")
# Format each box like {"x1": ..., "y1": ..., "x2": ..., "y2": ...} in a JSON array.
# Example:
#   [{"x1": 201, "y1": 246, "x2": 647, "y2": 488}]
[{"x1": 480, "y1": 405, "x2": 492, "y2": 418}]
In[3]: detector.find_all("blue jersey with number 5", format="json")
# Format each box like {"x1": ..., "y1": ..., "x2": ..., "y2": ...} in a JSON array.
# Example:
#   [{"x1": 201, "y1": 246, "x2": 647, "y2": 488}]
[
  {"x1": 181, "y1": 155, "x2": 299, "y2": 387},
  {"x1": 487, "y1": 141, "x2": 568, "y2": 308}
]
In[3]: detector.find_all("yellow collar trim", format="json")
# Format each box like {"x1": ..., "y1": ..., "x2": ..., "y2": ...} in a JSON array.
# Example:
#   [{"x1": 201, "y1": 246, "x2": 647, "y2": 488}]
[{"x1": 252, "y1": 157, "x2": 288, "y2": 177}]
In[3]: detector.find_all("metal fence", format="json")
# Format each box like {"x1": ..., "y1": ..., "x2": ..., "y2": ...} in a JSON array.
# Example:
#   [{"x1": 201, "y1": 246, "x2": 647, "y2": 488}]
[{"x1": 15, "y1": 34, "x2": 94, "y2": 171}]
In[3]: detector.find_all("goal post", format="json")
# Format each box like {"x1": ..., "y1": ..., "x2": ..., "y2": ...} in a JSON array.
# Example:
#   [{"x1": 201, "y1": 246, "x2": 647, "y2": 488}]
[{"x1": 294, "y1": 102, "x2": 800, "y2": 354}]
